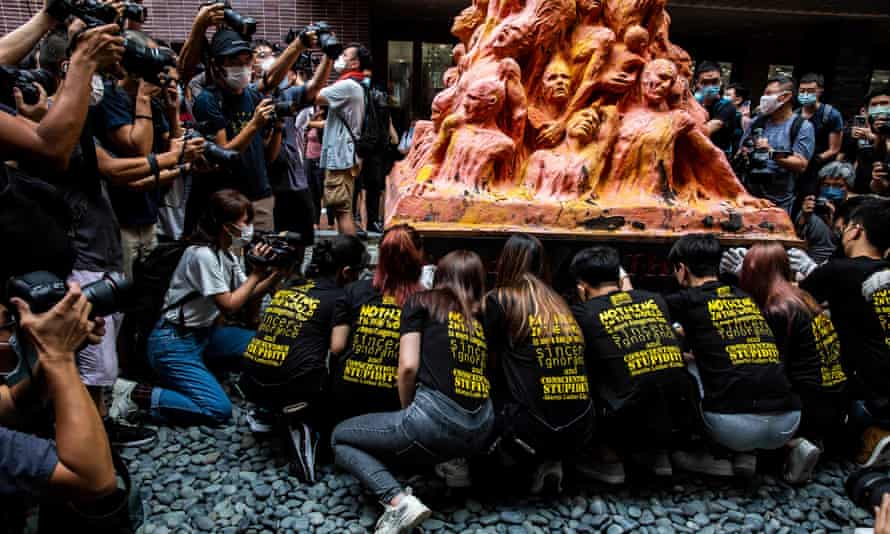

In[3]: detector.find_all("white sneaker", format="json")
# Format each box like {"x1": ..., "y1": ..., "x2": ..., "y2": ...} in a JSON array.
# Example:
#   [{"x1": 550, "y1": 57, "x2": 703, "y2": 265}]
[
  {"x1": 374, "y1": 488, "x2": 432, "y2": 534},
  {"x1": 784, "y1": 438, "x2": 821, "y2": 484},
  {"x1": 246, "y1": 409, "x2": 275, "y2": 434},
  {"x1": 732, "y1": 453, "x2": 757, "y2": 478},
  {"x1": 530, "y1": 460, "x2": 563, "y2": 494},
  {"x1": 576, "y1": 459, "x2": 626, "y2": 485},
  {"x1": 108, "y1": 378, "x2": 139, "y2": 421},
  {"x1": 434, "y1": 458, "x2": 472, "y2": 488},
  {"x1": 671, "y1": 450, "x2": 733, "y2": 477}
]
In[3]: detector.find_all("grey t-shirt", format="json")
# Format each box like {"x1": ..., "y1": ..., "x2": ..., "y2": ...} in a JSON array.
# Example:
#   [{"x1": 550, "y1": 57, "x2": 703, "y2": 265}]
[
  {"x1": 741, "y1": 114, "x2": 815, "y2": 213},
  {"x1": 319, "y1": 78, "x2": 365, "y2": 171},
  {"x1": 0, "y1": 426, "x2": 58, "y2": 496},
  {"x1": 798, "y1": 214, "x2": 836, "y2": 264},
  {"x1": 162, "y1": 245, "x2": 246, "y2": 328},
  {"x1": 156, "y1": 174, "x2": 190, "y2": 241}
]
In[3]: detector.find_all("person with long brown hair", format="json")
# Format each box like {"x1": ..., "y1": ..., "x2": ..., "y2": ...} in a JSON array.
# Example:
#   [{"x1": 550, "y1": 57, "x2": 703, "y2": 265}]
[
  {"x1": 740, "y1": 242, "x2": 847, "y2": 484},
  {"x1": 331, "y1": 250, "x2": 494, "y2": 534},
  {"x1": 329, "y1": 224, "x2": 424, "y2": 422},
  {"x1": 484, "y1": 233, "x2": 593, "y2": 494}
]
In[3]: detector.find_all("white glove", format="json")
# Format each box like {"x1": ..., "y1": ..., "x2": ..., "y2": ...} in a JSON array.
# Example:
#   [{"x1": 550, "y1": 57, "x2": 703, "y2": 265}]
[
  {"x1": 788, "y1": 248, "x2": 818, "y2": 278},
  {"x1": 863, "y1": 269, "x2": 890, "y2": 301},
  {"x1": 420, "y1": 264, "x2": 437, "y2": 290},
  {"x1": 719, "y1": 247, "x2": 748, "y2": 276}
]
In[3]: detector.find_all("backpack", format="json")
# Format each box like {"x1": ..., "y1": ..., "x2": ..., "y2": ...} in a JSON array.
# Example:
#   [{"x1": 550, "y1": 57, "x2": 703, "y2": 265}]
[{"x1": 332, "y1": 81, "x2": 389, "y2": 160}]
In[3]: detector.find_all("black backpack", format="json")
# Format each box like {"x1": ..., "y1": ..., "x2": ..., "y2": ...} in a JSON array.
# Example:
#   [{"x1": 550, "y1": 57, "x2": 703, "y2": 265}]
[{"x1": 332, "y1": 81, "x2": 388, "y2": 160}]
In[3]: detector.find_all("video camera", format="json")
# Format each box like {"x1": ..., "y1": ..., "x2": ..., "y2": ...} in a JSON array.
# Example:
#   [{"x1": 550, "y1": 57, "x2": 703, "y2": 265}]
[
  {"x1": 246, "y1": 231, "x2": 303, "y2": 269},
  {"x1": 0, "y1": 66, "x2": 57, "y2": 108},
  {"x1": 46, "y1": 0, "x2": 146, "y2": 26},
  {"x1": 2, "y1": 271, "x2": 131, "y2": 386},
  {"x1": 285, "y1": 21, "x2": 341, "y2": 60},
  {"x1": 182, "y1": 120, "x2": 240, "y2": 166}
]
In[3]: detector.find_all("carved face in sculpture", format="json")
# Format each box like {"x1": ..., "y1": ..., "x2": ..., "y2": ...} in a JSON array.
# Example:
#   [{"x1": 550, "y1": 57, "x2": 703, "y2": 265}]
[
  {"x1": 491, "y1": 18, "x2": 534, "y2": 58},
  {"x1": 596, "y1": 43, "x2": 645, "y2": 94},
  {"x1": 463, "y1": 79, "x2": 505, "y2": 122},
  {"x1": 642, "y1": 59, "x2": 677, "y2": 105},
  {"x1": 566, "y1": 109, "x2": 599, "y2": 144},
  {"x1": 542, "y1": 58, "x2": 572, "y2": 105},
  {"x1": 578, "y1": 0, "x2": 603, "y2": 18}
]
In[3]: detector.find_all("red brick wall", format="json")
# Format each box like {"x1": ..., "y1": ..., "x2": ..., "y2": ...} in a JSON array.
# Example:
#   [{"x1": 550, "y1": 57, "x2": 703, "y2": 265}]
[{"x1": 0, "y1": 0, "x2": 370, "y2": 47}]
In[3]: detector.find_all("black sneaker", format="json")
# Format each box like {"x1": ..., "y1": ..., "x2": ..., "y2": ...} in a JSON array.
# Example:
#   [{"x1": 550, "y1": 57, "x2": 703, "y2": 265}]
[{"x1": 105, "y1": 419, "x2": 157, "y2": 448}]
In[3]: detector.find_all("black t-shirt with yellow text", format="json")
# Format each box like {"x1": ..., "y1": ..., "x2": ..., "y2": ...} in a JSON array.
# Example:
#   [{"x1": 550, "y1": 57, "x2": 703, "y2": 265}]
[
  {"x1": 665, "y1": 282, "x2": 798, "y2": 413},
  {"x1": 483, "y1": 293, "x2": 592, "y2": 428},
  {"x1": 243, "y1": 277, "x2": 342, "y2": 385},
  {"x1": 767, "y1": 308, "x2": 846, "y2": 395},
  {"x1": 331, "y1": 279, "x2": 402, "y2": 415},
  {"x1": 572, "y1": 290, "x2": 691, "y2": 412},
  {"x1": 401, "y1": 294, "x2": 490, "y2": 410}
]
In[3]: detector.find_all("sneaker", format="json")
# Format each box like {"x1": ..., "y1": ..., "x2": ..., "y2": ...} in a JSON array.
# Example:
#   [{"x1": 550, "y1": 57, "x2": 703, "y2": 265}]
[
  {"x1": 105, "y1": 419, "x2": 156, "y2": 448},
  {"x1": 287, "y1": 422, "x2": 319, "y2": 483},
  {"x1": 630, "y1": 450, "x2": 673, "y2": 477},
  {"x1": 245, "y1": 408, "x2": 275, "y2": 434},
  {"x1": 733, "y1": 453, "x2": 757, "y2": 478},
  {"x1": 374, "y1": 487, "x2": 432, "y2": 534},
  {"x1": 434, "y1": 458, "x2": 472, "y2": 488},
  {"x1": 857, "y1": 426, "x2": 890, "y2": 467},
  {"x1": 784, "y1": 438, "x2": 821, "y2": 484},
  {"x1": 530, "y1": 460, "x2": 563, "y2": 494},
  {"x1": 108, "y1": 378, "x2": 139, "y2": 421},
  {"x1": 576, "y1": 459, "x2": 626, "y2": 485},
  {"x1": 671, "y1": 450, "x2": 733, "y2": 477}
]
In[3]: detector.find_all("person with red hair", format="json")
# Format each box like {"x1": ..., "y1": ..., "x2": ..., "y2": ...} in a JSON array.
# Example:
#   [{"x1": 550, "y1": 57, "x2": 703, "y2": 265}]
[
  {"x1": 740, "y1": 242, "x2": 847, "y2": 484},
  {"x1": 329, "y1": 224, "x2": 424, "y2": 422}
]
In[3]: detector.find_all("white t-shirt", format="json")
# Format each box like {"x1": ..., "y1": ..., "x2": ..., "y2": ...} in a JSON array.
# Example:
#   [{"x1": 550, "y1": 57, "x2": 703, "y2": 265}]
[{"x1": 162, "y1": 245, "x2": 246, "y2": 328}]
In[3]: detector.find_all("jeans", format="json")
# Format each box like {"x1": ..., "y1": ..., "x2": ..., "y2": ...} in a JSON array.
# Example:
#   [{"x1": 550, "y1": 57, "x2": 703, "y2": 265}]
[
  {"x1": 146, "y1": 321, "x2": 253, "y2": 426},
  {"x1": 332, "y1": 386, "x2": 494, "y2": 503},
  {"x1": 850, "y1": 399, "x2": 890, "y2": 434}
]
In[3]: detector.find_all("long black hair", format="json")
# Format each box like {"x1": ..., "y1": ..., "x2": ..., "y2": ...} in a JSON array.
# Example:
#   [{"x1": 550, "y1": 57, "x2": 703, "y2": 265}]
[
  {"x1": 189, "y1": 189, "x2": 253, "y2": 249},
  {"x1": 306, "y1": 235, "x2": 368, "y2": 281}
]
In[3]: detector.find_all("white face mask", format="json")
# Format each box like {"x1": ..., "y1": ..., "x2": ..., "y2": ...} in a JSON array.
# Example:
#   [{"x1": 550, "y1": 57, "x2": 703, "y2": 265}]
[
  {"x1": 229, "y1": 223, "x2": 254, "y2": 249},
  {"x1": 260, "y1": 57, "x2": 275, "y2": 73},
  {"x1": 333, "y1": 58, "x2": 347, "y2": 74},
  {"x1": 90, "y1": 74, "x2": 105, "y2": 105},
  {"x1": 224, "y1": 66, "x2": 251, "y2": 90},
  {"x1": 759, "y1": 92, "x2": 786, "y2": 115}
]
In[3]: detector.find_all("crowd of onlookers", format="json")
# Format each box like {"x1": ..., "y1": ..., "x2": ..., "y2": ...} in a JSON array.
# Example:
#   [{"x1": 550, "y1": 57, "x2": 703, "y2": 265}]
[{"x1": 2, "y1": 1, "x2": 890, "y2": 533}]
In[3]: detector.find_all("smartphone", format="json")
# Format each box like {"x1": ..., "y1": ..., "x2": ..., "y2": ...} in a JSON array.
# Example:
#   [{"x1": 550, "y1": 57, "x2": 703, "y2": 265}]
[
  {"x1": 771, "y1": 150, "x2": 793, "y2": 160},
  {"x1": 855, "y1": 115, "x2": 868, "y2": 128}
]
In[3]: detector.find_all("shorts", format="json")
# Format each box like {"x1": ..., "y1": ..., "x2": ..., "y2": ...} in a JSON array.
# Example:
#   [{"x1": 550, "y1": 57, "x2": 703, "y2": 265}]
[
  {"x1": 324, "y1": 166, "x2": 359, "y2": 216},
  {"x1": 273, "y1": 189, "x2": 315, "y2": 247},
  {"x1": 68, "y1": 270, "x2": 124, "y2": 387},
  {"x1": 252, "y1": 196, "x2": 275, "y2": 232}
]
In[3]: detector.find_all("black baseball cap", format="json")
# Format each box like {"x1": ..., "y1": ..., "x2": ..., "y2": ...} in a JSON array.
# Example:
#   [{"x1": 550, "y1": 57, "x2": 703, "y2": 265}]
[{"x1": 210, "y1": 29, "x2": 252, "y2": 58}]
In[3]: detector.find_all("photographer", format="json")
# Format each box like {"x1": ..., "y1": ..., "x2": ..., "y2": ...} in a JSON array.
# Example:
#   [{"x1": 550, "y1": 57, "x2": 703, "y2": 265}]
[
  {"x1": 795, "y1": 161, "x2": 856, "y2": 263},
  {"x1": 797, "y1": 74, "x2": 843, "y2": 198},
  {"x1": 0, "y1": 0, "x2": 63, "y2": 67},
  {"x1": 868, "y1": 86, "x2": 890, "y2": 197},
  {"x1": 0, "y1": 285, "x2": 115, "y2": 510},
  {"x1": 738, "y1": 76, "x2": 815, "y2": 214}
]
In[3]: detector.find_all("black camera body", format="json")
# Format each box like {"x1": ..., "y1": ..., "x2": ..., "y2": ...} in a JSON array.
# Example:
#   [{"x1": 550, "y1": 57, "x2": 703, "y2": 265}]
[
  {"x1": 183, "y1": 121, "x2": 241, "y2": 166},
  {"x1": 270, "y1": 99, "x2": 298, "y2": 122},
  {"x1": 0, "y1": 66, "x2": 57, "y2": 107},
  {"x1": 212, "y1": 1, "x2": 256, "y2": 39},
  {"x1": 286, "y1": 21, "x2": 342, "y2": 60},
  {"x1": 246, "y1": 231, "x2": 303, "y2": 269},
  {"x1": 121, "y1": 40, "x2": 176, "y2": 86},
  {"x1": 846, "y1": 466, "x2": 890, "y2": 514},
  {"x1": 47, "y1": 0, "x2": 146, "y2": 25}
]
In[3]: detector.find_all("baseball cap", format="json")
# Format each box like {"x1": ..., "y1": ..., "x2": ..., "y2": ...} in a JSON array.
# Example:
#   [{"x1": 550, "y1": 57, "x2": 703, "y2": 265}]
[{"x1": 210, "y1": 29, "x2": 252, "y2": 58}]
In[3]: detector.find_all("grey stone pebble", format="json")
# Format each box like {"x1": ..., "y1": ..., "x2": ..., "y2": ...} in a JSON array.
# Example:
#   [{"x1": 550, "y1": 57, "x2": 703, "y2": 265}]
[
  {"x1": 253, "y1": 484, "x2": 273, "y2": 499},
  {"x1": 500, "y1": 511, "x2": 524, "y2": 524}
]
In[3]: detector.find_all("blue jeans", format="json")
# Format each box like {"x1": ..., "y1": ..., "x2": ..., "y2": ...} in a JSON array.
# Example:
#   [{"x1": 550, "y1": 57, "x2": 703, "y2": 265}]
[
  {"x1": 146, "y1": 321, "x2": 253, "y2": 426},
  {"x1": 332, "y1": 386, "x2": 494, "y2": 503}
]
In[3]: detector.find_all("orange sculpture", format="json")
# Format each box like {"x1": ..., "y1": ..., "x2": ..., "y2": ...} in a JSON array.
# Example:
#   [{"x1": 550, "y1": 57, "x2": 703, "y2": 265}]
[{"x1": 386, "y1": 0, "x2": 796, "y2": 242}]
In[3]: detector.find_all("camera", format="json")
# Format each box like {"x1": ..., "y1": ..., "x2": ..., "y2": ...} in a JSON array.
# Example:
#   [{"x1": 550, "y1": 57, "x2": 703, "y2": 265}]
[
  {"x1": 285, "y1": 21, "x2": 342, "y2": 59},
  {"x1": 183, "y1": 121, "x2": 240, "y2": 166},
  {"x1": 293, "y1": 51, "x2": 314, "y2": 74},
  {"x1": 205, "y1": 1, "x2": 257, "y2": 39},
  {"x1": 6, "y1": 271, "x2": 131, "y2": 319},
  {"x1": 246, "y1": 231, "x2": 304, "y2": 269},
  {"x1": 846, "y1": 466, "x2": 890, "y2": 514},
  {"x1": 122, "y1": 40, "x2": 176, "y2": 86},
  {"x1": 46, "y1": 0, "x2": 146, "y2": 25},
  {"x1": 270, "y1": 99, "x2": 299, "y2": 122},
  {"x1": 0, "y1": 66, "x2": 57, "y2": 107}
]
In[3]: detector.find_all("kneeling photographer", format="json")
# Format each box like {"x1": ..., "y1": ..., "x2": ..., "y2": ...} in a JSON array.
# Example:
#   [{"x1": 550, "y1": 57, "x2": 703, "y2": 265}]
[
  {"x1": 0, "y1": 284, "x2": 115, "y2": 529},
  {"x1": 112, "y1": 189, "x2": 282, "y2": 427}
]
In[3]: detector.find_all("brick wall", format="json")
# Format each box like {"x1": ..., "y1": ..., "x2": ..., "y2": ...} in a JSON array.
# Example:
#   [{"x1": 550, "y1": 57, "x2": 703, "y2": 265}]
[{"x1": 0, "y1": 0, "x2": 370, "y2": 48}]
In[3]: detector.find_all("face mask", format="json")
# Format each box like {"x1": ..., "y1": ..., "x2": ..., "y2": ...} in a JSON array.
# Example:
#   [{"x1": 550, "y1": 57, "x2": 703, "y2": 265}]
[
  {"x1": 869, "y1": 105, "x2": 890, "y2": 121},
  {"x1": 694, "y1": 91, "x2": 704, "y2": 103},
  {"x1": 759, "y1": 92, "x2": 785, "y2": 115},
  {"x1": 260, "y1": 57, "x2": 275, "y2": 73},
  {"x1": 90, "y1": 74, "x2": 104, "y2": 105},
  {"x1": 224, "y1": 66, "x2": 251, "y2": 90},
  {"x1": 333, "y1": 58, "x2": 347, "y2": 73},
  {"x1": 228, "y1": 223, "x2": 253, "y2": 249},
  {"x1": 819, "y1": 186, "x2": 846, "y2": 202},
  {"x1": 702, "y1": 85, "x2": 720, "y2": 99},
  {"x1": 798, "y1": 93, "x2": 817, "y2": 106}
]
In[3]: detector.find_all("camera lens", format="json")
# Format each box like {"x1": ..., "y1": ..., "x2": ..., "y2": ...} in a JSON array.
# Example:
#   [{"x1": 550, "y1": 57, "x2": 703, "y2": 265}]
[
  {"x1": 204, "y1": 141, "x2": 240, "y2": 164},
  {"x1": 224, "y1": 7, "x2": 256, "y2": 38},
  {"x1": 80, "y1": 272, "x2": 131, "y2": 318},
  {"x1": 122, "y1": 2, "x2": 147, "y2": 22}
]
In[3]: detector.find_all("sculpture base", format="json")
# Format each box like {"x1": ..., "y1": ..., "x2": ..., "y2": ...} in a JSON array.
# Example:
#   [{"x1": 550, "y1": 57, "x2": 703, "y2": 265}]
[{"x1": 385, "y1": 189, "x2": 801, "y2": 247}]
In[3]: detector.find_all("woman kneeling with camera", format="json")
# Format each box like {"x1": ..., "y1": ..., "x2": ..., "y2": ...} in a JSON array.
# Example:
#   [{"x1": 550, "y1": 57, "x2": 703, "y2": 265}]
[
  {"x1": 135, "y1": 190, "x2": 282, "y2": 426},
  {"x1": 332, "y1": 250, "x2": 495, "y2": 534}
]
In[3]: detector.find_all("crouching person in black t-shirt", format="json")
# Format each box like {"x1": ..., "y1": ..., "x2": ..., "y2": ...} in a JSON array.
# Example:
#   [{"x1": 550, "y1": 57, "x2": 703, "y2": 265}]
[
  {"x1": 331, "y1": 251, "x2": 494, "y2": 534},
  {"x1": 739, "y1": 242, "x2": 847, "y2": 484},
  {"x1": 484, "y1": 234, "x2": 594, "y2": 494},
  {"x1": 666, "y1": 234, "x2": 801, "y2": 478},
  {"x1": 239, "y1": 235, "x2": 367, "y2": 482},
  {"x1": 570, "y1": 246, "x2": 698, "y2": 484}
]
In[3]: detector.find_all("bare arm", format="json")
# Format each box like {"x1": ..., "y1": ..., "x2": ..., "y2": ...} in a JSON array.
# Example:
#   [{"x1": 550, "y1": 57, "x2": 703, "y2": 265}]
[
  {"x1": 258, "y1": 39, "x2": 308, "y2": 95},
  {"x1": 397, "y1": 332, "x2": 421, "y2": 408},
  {"x1": 212, "y1": 273, "x2": 264, "y2": 314},
  {"x1": 330, "y1": 325, "x2": 350, "y2": 355},
  {"x1": 126, "y1": 166, "x2": 187, "y2": 191},
  {"x1": 107, "y1": 86, "x2": 158, "y2": 156},
  {"x1": 775, "y1": 153, "x2": 809, "y2": 175},
  {"x1": 0, "y1": 9, "x2": 56, "y2": 66},
  {"x1": 178, "y1": 3, "x2": 225, "y2": 84},
  {"x1": 96, "y1": 137, "x2": 203, "y2": 185},
  {"x1": 820, "y1": 130, "x2": 842, "y2": 161},
  {"x1": 303, "y1": 56, "x2": 334, "y2": 104},
  {"x1": 214, "y1": 99, "x2": 274, "y2": 152}
]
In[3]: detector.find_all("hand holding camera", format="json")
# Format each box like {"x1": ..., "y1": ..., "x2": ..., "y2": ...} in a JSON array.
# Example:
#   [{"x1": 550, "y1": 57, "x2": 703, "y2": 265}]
[
  {"x1": 285, "y1": 22, "x2": 341, "y2": 59},
  {"x1": 195, "y1": 2, "x2": 226, "y2": 31},
  {"x1": 10, "y1": 282, "x2": 96, "y2": 365},
  {"x1": 70, "y1": 23, "x2": 125, "y2": 71},
  {"x1": 251, "y1": 98, "x2": 276, "y2": 128},
  {"x1": 170, "y1": 135, "x2": 206, "y2": 164},
  {"x1": 13, "y1": 84, "x2": 48, "y2": 121}
]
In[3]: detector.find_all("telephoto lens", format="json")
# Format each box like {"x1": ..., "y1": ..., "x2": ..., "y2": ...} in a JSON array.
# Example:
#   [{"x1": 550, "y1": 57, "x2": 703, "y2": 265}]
[
  {"x1": 846, "y1": 466, "x2": 890, "y2": 513},
  {"x1": 81, "y1": 272, "x2": 131, "y2": 318},
  {"x1": 121, "y1": 41, "x2": 177, "y2": 85},
  {"x1": 224, "y1": 4, "x2": 257, "y2": 39}
]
